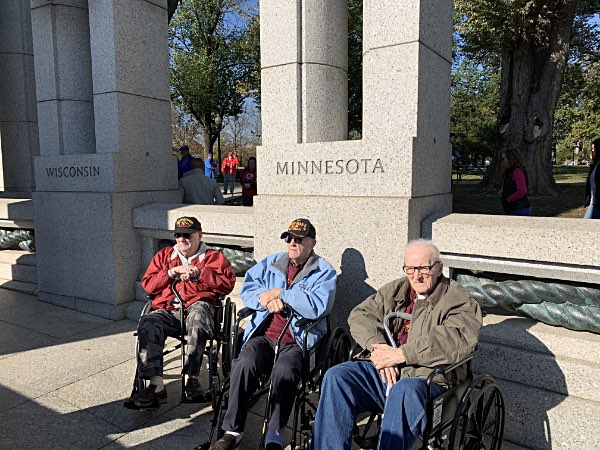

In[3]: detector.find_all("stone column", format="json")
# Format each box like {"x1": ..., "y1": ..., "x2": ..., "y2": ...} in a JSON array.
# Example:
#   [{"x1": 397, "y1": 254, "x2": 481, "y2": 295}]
[
  {"x1": 255, "y1": 0, "x2": 453, "y2": 324},
  {"x1": 0, "y1": 0, "x2": 39, "y2": 192},
  {"x1": 260, "y1": 0, "x2": 347, "y2": 144},
  {"x1": 32, "y1": 0, "x2": 179, "y2": 319}
]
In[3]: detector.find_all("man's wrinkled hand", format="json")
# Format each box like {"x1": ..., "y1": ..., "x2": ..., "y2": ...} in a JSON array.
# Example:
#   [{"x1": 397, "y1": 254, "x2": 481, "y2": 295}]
[
  {"x1": 370, "y1": 343, "x2": 406, "y2": 369},
  {"x1": 173, "y1": 265, "x2": 199, "y2": 282},
  {"x1": 379, "y1": 366, "x2": 399, "y2": 387},
  {"x1": 265, "y1": 298, "x2": 284, "y2": 313}
]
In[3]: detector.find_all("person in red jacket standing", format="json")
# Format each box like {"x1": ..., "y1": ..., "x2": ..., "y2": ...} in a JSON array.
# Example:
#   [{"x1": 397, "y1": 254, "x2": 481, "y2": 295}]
[
  {"x1": 221, "y1": 151, "x2": 239, "y2": 195},
  {"x1": 240, "y1": 157, "x2": 257, "y2": 206},
  {"x1": 133, "y1": 216, "x2": 236, "y2": 408}
]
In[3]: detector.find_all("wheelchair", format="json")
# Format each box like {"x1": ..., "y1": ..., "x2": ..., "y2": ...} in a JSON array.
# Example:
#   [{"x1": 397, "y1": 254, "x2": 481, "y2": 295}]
[
  {"x1": 195, "y1": 304, "x2": 352, "y2": 450},
  {"x1": 124, "y1": 277, "x2": 236, "y2": 411},
  {"x1": 352, "y1": 312, "x2": 505, "y2": 450}
]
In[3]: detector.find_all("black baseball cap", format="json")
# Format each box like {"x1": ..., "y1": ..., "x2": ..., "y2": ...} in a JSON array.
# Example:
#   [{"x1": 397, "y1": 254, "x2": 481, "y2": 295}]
[
  {"x1": 173, "y1": 216, "x2": 202, "y2": 234},
  {"x1": 280, "y1": 218, "x2": 316, "y2": 240}
]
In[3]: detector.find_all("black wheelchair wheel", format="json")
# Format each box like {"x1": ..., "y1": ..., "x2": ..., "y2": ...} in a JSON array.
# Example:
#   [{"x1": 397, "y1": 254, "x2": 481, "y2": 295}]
[
  {"x1": 319, "y1": 327, "x2": 351, "y2": 384},
  {"x1": 448, "y1": 375, "x2": 505, "y2": 450}
]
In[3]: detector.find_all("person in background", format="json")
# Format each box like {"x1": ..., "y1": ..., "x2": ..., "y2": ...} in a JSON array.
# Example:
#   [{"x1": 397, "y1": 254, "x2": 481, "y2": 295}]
[
  {"x1": 500, "y1": 148, "x2": 531, "y2": 216},
  {"x1": 179, "y1": 159, "x2": 225, "y2": 205},
  {"x1": 584, "y1": 138, "x2": 600, "y2": 219},
  {"x1": 205, "y1": 153, "x2": 217, "y2": 179},
  {"x1": 221, "y1": 151, "x2": 239, "y2": 195},
  {"x1": 178, "y1": 144, "x2": 195, "y2": 179},
  {"x1": 240, "y1": 157, "x2": 257, "y2": 206}
]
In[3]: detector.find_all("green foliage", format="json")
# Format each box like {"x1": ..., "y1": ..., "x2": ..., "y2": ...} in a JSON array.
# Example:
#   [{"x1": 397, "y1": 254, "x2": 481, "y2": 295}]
[
  {"x1": 451, "y1": 60, "x2": 500, "y2": 161},
  {"x1": 454, "y1": 0, "x2": 600, "y2": 183},
  {"x1": 555, "y1": 53, "x2": 600, "y2": 163},
  {"x1": 169, "y1": 0, "x2": 258, "y2": 149}
]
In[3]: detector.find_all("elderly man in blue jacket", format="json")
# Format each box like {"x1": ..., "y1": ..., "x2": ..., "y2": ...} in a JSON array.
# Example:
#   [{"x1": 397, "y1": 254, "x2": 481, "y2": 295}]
[{"x1": 210, "y1": 218, "x2": 337, "y2": 450}]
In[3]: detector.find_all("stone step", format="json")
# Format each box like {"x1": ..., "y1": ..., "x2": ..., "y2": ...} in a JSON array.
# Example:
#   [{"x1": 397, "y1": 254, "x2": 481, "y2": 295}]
[
  {"x1": 0, "y1": 278, "x2": 38, "y2": 295},
  {"x1": 473, "y1": 313, "x2": 600, "y2": 449},
  {"x1": 0, "y1": 196, "x2": 34, "y2": 224},
  {"x1": 495, "y1": 378, "x2": 600, "y2": 450},
  {"x1": 0, "y1": 250, "x2": 36, "y2": 266},
  {"x1": 0, "y1": 261, "x2": 37, "y2": 284},
  {"x1": 478, "y1": 312, "x2": 600, "y2": 363},
  {"x1": 474, "y1": 314, "x2": 600, "y2": 403}
]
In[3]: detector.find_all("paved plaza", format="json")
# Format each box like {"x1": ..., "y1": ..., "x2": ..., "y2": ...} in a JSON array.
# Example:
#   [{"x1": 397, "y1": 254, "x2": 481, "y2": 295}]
[{"x1": 0, "y1": 287, "x2": 270, "y2": 450}]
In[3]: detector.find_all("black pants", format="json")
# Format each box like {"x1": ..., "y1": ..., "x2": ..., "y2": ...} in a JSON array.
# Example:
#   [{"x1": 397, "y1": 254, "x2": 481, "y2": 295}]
[{"x1": 222, "y1": 335, "x2": 303, "y2": 432}]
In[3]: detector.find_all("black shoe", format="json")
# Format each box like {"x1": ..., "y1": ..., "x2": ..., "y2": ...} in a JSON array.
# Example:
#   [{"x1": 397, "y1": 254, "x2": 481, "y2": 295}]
[
  {"x1": 134, "y1": 384, "x2": 167, "y2": 409},
  {"x1": 265, "y1": 443, "x2": 283, "y2": 450},
  {"x1": 185, "y1": 378, "x2": 212, "y2": 403},
  {"x1": 209, "y1": 433, "x2": 240, "y2": 450}
]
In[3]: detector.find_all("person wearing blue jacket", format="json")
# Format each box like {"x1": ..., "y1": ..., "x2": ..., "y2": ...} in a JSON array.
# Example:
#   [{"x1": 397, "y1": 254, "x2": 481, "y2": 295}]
[{"x1": 210, "y1": 219, "x2": 337, "y2": 450}]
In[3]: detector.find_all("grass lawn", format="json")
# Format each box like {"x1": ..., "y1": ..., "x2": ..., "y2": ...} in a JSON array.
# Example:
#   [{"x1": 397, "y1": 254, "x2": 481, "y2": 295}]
[{"x1": 452, "y1": 166, "x2": 589, "y2": 218}]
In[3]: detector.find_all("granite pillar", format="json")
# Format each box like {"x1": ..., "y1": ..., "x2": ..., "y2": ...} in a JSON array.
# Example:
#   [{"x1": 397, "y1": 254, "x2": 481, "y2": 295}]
[
  {"x1": 0, "y1": 0, "x2": 39, "y2": 192},
  {"x1": 32, "y1": 0, "x2": 179, "y2": 319},
  {"x1": 256, "y1": 0, "x2": 453, "y2": 322},
  {"x1": 260, "y1": 0, "x2": 347, "y2": 144}
]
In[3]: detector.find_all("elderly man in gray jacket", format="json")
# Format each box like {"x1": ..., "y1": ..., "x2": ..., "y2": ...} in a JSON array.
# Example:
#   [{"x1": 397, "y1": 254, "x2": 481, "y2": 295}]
[
  {"x1": 311, "y1": 239, "x2": 482, "y2": 450},
  {"x1": 180, "y1": 159, "x2": 225, "y2": 205}
]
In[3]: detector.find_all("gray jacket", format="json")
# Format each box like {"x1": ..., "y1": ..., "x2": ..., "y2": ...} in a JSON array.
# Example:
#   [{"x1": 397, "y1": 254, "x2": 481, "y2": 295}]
[
  {"x1": 179, "y1": 169, "x2": 225, "y2": 205},
  {"x1": 348, "y1": 276, "x2": 482, "y2": 387}
]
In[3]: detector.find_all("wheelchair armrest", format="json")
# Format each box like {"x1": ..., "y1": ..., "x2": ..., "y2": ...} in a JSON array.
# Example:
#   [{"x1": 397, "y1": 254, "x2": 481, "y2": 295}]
[
  {"x1": 301, "y1": 314, "x2": 330, "y2": 351},
  {"x1": 237, "y1": 307, "x2": 257, "y2": 320},
  {"x1": 425, "y1": 354, "x2": 473, "y2": 401},
  {"x1": 297, "y1": 314, "x2": 326, "y2": 329},
  {"x1": 427, "y1": 355, "x2": 473, "y2": 380},
  {"x1": 350, "y1": 344, "x2": 371, "y2": 360}
]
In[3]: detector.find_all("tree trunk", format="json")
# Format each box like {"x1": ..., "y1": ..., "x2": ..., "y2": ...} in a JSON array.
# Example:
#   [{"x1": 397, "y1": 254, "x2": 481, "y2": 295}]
[{"x1": 488, "y1": 0, "x2": 578, "y2": 195}]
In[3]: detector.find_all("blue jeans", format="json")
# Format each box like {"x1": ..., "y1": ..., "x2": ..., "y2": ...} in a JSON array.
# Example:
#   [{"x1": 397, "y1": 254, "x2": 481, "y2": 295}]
[
  {"x1": 584, "y1": 203, "x2": 599, "y2": 219},
  {"x1": 311, "y1": 361, "x2": 445, "y2": 450}
]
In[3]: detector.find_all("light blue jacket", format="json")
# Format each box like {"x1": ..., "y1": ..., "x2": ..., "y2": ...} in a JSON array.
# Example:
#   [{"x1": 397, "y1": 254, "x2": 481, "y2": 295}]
[{"x1": 240, "y1": 251, "x2": 337, "y2": 350}]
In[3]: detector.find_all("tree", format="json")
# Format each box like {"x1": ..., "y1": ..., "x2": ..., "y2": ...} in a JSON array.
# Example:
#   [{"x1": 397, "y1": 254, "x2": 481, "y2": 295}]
[
  {"x1": 554, "y1": 49, "x2": 600, "y2": 163},
  {"x1": 171, "y1": 105, "x2": 203, "y2": 156},
  {"x1": 221, "y1": 107, "x2": 261, "y2": 166},
  {"x1": 169, "y1": 0, "x2": 258, "y2": 158},
  {"x1": 451, "y1": 59, "x2": 500, "y2": 164},
  {"x1": 455, "y1": 0, "x2": 600, "y2": 194}
]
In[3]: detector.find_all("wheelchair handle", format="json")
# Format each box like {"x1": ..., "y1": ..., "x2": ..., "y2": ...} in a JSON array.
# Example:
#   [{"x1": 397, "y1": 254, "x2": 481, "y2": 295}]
[{"x1": 383, "y1": 311, "x2": 412, "y2": 348}]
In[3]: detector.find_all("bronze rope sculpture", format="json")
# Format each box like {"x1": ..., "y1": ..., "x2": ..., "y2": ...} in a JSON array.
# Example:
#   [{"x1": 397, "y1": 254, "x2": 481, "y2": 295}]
[
  {"x1": 0, "y1": 229, "x2": 34, "y2": 252},
  {"x1": 456, "y1": 271, "x2": 600, "y2": 334}
]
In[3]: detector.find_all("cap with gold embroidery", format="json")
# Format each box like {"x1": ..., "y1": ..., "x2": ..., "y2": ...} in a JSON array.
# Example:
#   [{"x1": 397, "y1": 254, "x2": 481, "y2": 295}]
[
  {"x1": 173, "y1": 216, "x2": 202, "y2": 234},
  {"x1": 280, "y1": 218, "x2": 316, "y2": 240}
]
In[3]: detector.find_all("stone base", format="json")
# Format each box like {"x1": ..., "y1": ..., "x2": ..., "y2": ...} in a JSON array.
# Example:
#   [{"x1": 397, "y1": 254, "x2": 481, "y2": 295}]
[
  {"x1": 34, "y1": 189, "x2": 180, "y2": 320},
  {"x1": 38, "y1": 291, "x2": 129, "y2": 321},
  {"x1": 253, "y1": 194, "x2": 451, "y2": 328}
]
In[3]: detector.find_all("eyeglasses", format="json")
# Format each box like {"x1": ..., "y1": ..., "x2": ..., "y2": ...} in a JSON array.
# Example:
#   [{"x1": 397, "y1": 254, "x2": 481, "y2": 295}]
[
  {"x1": 402, "y1": 261, "x2": 440, "y2": 276},
  {"x1": 285, "y1": 236, "x2": 304, "y2": 244},
  {"x1": 174, "y1": 232, "x2": 196, "y2": 239}
]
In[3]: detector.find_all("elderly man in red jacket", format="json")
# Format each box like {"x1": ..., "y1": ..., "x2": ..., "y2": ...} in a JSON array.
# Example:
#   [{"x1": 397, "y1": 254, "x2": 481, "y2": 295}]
[{"x1": 133, "y1": 216, "x2": 236, "y2": 408}]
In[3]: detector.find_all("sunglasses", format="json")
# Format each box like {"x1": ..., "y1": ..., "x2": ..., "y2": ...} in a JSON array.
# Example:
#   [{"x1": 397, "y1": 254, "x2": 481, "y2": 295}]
[
  {"x1": 284, "y1": 236, "x2": 304, "y2": 244},
  {"x1": 174, "y1": 232, "x2": 196, "y2": 239}
]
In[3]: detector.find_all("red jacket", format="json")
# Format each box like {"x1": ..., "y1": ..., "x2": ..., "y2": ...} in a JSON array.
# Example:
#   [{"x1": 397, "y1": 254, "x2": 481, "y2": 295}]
[
  {"x1": 141, "y1": 244, "x2": 236, "y2": 310},
  {"x1": 240, "y1": 168, "x2": 257, "y2": 197},
  {"x1": 221, "y1": 155, "x2": 239, "y2": 175}
]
